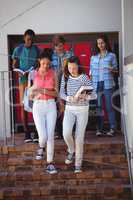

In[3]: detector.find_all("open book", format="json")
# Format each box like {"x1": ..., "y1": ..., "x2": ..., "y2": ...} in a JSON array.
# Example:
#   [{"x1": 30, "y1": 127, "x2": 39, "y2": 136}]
[
  {"x1": 13, "y1": 66, "x2": 34, "y2": 75},
  {"x1": 75, "y1": 85, "x2": 94, "y2": 98}
]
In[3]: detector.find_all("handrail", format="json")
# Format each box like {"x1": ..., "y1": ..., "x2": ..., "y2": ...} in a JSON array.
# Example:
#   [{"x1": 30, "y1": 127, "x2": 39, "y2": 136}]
[
  {"x1": 120, "y1": 89, "x2": 133, "y2": 193},
  {"x1": 121, "y1": 0, "x2": 133, "y2": 192},
  {"x1": 0, "y1": 70, "x2": 15, "y2": 146}
]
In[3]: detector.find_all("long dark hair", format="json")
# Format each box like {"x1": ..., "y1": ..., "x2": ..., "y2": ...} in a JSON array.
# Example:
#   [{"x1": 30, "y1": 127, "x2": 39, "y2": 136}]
[
  {"x1": 94, "y1": 34, "x2": 112, "y2": 55},
  {"x1": 39, "y1": 48, "x2": 53, "y2": 61},
  {"x1": 64, "y1": 56, "x2": 85, "y2": 94}
]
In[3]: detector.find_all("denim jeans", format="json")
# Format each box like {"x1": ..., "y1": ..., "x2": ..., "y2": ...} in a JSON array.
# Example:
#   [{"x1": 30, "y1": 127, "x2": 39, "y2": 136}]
[{"x1": 96, "y1": 81, "x2": 116, "y2": 131}]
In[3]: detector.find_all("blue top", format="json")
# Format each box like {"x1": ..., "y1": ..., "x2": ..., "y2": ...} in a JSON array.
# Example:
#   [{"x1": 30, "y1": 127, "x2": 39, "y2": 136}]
[
  {"x1": 98, "y1": 58, "x2": 105, "y2": 82},
  {"x1": 90, "y1": 51, "x2": 118, "y2": 91},
  {"x1": 60, "y1": 74, "x2": 93, "y2": 106},
  {"x1": 12, "y1": 44, "x2": 40, "y2": 71}
]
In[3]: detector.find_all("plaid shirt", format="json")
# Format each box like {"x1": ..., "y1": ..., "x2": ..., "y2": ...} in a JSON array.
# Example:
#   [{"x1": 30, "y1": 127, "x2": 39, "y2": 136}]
[
  {"x1": 51, "y1": 50, "x2": 73, "y2": 71},
  {"x1": 90, "y1": 51, "x2": 117, "y2": 91}
]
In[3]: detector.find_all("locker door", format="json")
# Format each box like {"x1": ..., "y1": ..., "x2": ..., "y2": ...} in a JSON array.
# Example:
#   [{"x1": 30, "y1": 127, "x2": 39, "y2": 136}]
[{"x1": 73, "y1": 42, "x2": 92, "y2": 75}]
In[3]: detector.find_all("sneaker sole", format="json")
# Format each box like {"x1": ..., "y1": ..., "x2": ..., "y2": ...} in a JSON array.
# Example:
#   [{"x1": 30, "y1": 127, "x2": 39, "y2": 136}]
[
  {"x1": 33, "y1": 139, "x2": 39, "y2": 143},
  {"x1": 24, "y1": 139, "x2": 33, "y2": 143},
  {"x1": 65, "y1": 160, "x2": 73, "y2": 165},
  {"x1": 106, "y1": 133, "x2": 114, "y2": 137},
  {"x1": 96, "y1": 134, "x2": 103, "y2": 136},
  {"x1": 35, "y1": 155, "x2": 43, "y2": 160},
  {"x1": 74, "y1": 170, "x2": 82, "y2": 173},
  {"x1": 46, "y1": 170, "x2": 58, "y2": 174}
]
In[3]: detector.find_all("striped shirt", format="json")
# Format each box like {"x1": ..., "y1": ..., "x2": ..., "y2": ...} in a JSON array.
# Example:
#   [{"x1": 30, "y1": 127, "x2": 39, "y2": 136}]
[
  {"x1": 60, "y1": 73, "x2": 93, "y2": 106},
  {"x1": 90, "y1": 51, "x2": 117, "y2": 91}
]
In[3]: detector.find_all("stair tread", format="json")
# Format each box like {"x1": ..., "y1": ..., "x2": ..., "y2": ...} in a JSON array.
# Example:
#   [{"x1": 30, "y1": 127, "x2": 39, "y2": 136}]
[
  {"x1": 3, "y1": 154, "x2": 127, "y2": 165},
  {"x1": 0, "y1": 183, "x2": 131, "y2": 193},
  {"x1": 0, "y1": 133, "x2": 132, "y2": 199},
  {"x1": 0, "y1": 167, "x2": 129, "y2": 176}
]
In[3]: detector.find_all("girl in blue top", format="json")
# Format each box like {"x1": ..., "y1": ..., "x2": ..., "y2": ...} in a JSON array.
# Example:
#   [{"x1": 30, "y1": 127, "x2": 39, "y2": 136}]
[{"x1": 90, "y1": 34, "x2": 118, "y2": 136}]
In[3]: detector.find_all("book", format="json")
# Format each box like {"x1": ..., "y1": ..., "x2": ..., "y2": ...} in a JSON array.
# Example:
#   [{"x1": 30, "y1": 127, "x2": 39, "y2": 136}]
[
  {"x1": 75, "y1": 85, "x2": 94, "y2": 98},
  {"x1": 13, "y1": 66, "x2": 34, "y2": 75}
]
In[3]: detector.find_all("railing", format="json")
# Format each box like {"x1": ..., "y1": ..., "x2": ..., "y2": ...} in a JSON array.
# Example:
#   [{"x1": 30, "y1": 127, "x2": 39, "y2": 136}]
[
  {"x1": 121, "y1": 0, "x2": 133, "y2": 192},
  {"x1": 0, "y1": 70, "x2": 15, "y2": 146},
  {"x1": 120, "y1": 61, "x2": 133, "y2": 193}
]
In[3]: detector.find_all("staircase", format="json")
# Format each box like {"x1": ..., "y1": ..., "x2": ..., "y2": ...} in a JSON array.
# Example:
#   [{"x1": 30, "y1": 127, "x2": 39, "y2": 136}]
[{"x1": 0, "y1": 132, "x2": 132, "y2": 200}]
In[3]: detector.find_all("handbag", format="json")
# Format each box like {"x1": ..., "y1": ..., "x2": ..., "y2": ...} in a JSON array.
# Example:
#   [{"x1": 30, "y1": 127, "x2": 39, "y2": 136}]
[{"x1": 23, "y1": 88, "x2": 33, "y2": 112}]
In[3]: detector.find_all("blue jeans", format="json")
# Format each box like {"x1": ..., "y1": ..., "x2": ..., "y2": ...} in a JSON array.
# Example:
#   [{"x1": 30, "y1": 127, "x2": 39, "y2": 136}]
[{"x1": 96, "y1": 81, "x2": 116, "y2": 131}]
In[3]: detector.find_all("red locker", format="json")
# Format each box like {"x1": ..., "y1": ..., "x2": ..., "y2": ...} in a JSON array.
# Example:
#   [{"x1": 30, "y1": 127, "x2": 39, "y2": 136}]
[{"x1": 74, "y1": 42, "x2": 92, "y2": 75}]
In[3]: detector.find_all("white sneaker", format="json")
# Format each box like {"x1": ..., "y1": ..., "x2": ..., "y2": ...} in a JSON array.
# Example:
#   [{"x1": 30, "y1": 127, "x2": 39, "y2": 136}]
[
  {"x1": 106, "y1": 129, "x2": 115, "y2": 137},
  {"x1": 96, "y1": 131, "x2": 103, "y2": 136},
  {"x1": 46, "y1": 164, "x2": 58, "y2": 174},
  {"x1": 74, "y1": 166, "x2": 82, "y2": 173},
  {"x1": 24, "y1": 133, "x2": 32, "y2": 143},
  {"x1": 35, "y1": 148, "x2": 44, "y2": 160},
  {"x1": 65, "y1": 153, "x2": 74, "y2": 164}
]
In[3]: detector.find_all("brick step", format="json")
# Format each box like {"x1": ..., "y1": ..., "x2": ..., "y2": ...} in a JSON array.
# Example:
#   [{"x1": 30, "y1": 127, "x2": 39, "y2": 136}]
[
  {"x1": 0, "y1": 183, "x2": 132, "y2": 200},
  {"x1": 0, "y1": 140, "x2": 125, "y2": 155},
  {"x1": 1, "y1": 148, "x2": 126, "y2": 158},
  {"x1": 1, "y1": 196, "x2": 133, "y2": 200},
  {"x1": 1, "y1": 147, "x2": 125, "y2": 157},
  {"x1": 0, "y1": 133, "x2": 131, "y2": 200},
  {"x1": 55, "y1": 154, "x2": 127, "y2": 166},
  {"x1": 0, "y1": 154, "x2": 127, "y2": 169},
  {"x1": 0, "y1": 145, "x2": 126, "y2": 159},
  {"x1": 0, "y1": 167, "x2": 129, "y2": 184},
  {"x1": 0, "y1": 178, "x2": 129, "y2": 188}
]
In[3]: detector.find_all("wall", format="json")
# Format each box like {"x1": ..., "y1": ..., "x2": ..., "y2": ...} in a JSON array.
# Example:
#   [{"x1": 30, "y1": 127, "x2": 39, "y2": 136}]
[
  {"x1": 122, "y1": 0, "x2": 133, "y2": 154},
  {"x1": 0, "y1": 0, "x2": 122, "y2": 137},
  {"x1": 123, "y1": 0, "x2": 133, "y2": 57}
]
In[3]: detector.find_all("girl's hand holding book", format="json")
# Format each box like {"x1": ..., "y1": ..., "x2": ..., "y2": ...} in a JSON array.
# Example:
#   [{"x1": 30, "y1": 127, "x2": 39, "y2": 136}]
[
  {"x1": 29, "y1": 86, "x2": 43, "y2": 99},
  {"x1": 78, "y1": 93, "x2": 88, "y2": 102},
  {"x1": 67, "y1": 96, "x2": 78, "y2": 103}
]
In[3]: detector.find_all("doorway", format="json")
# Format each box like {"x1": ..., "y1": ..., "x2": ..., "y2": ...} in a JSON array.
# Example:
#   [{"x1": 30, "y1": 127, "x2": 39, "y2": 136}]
[{"x1": 8, "y1": 32, "x2": 120, "y2": 133}]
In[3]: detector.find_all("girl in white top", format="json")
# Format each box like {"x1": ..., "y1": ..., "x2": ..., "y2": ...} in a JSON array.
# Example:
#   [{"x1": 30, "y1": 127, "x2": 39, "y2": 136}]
[{"x1": 60, "y1": 56, "x2": 94, "y2": 173}]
